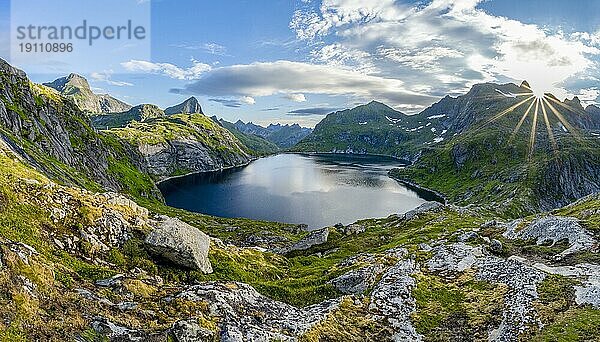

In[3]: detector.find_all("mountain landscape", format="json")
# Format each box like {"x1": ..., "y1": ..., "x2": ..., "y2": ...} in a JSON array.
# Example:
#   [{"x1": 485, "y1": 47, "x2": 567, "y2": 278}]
[
  {"x1": 44, "y1": 74, "x2": 132, "y2": 114},
  {"x1": 233, "y1": 120, "x2": 313, "y2": 148},
  {"x1": 0, "y1": 56, "x2": 599, "y2": 342},
  {"x1": 91, "y1": 104, "x2": 166, "y2": 129},
  {"x1": 295, "y1": 82, "x2": 600, "y2": 216},
  {"x1": 212, "y1": 117, "x2": 281, "y2": 155}
]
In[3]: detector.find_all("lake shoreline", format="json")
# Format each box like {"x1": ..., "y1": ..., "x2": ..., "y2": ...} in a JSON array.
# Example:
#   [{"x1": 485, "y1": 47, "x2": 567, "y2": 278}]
[
  {"x1": 156, "y1": 158, "x2": 257, "y2": 185},
  {"x1": 390, "y1": 176, "x2": 448, "y2": 205},
  {"x1": 157, "y1": 153, "x2": 433, "y2": 229},
  {"x1": 289, "y1": 151, "x2": 412, "y2": 164}
]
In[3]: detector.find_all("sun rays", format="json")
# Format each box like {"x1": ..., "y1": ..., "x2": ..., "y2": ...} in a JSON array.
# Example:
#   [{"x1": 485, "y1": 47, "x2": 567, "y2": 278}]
[{"x1": 478, "y1": 82, "x2": 583, "y2": 160}]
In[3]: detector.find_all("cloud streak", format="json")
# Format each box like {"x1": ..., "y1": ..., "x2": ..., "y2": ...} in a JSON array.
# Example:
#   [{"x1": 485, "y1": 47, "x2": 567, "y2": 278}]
[
  {"x1": 287, "y1": 107, "x2": 339, "y2": 116},
  {"x1": 171, "y1": 60, "x2": 436, "y2": 110},
  {"x1": 90, "y1": 71, "x2": 133, "y2": 87},
  {"x1": 121, "y1": 59, "x2": 212, "y2": 80}
]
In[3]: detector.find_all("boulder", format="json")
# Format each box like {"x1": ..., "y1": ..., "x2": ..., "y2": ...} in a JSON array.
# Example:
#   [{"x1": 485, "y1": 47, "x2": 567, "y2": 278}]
[
  {"x1": 341, "y1": 224, "x2": 366, "y2": 236},
  {"x1": 91, "y1": 317, "x2": 147, "y2": 341},
  {"x1": 503, "y1": 216, "x2": 596, "y2": 258},
  {"x1": 278, "y1": 227, "x2": 329, "y2": 254},
  {"x1": 404, "y1": 201, "x2": 443, "y2": 220},
  {"x1": 457, "y1": 231, "x2": 479, "y2": 242},
  {"x1": 489, "y1": 239, "x2": 503, "y2": 254},
  {"x1": 329, "y1": 264, "x2": 384, "y2": 294},
  {"x1": 171, "y1": 319, "x2": 215, "y2": 342},
  {"x1": 145, "y1": 217, "x2": 212, "y2": 273},
  {"x1": 96, "y1": 274, "x2": 125, "y2": 288}
]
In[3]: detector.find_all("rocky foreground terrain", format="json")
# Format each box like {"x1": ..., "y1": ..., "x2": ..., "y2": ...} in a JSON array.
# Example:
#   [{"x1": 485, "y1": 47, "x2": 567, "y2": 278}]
[
  {"x1": 0, "y1": 134, "x2": 598, "y2": 340},
  {"x1": 0, "y1": 59, "x2": 598, "y2": 341}
]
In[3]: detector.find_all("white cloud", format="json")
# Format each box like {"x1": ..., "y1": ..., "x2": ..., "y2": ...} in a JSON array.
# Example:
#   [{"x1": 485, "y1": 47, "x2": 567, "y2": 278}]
[
  {"x1": 290, "y1": 0, "x2": 600, "y2": 100},
  {"x1": 202, "y1": 43, "x2": 228, "y2": 56},
  {"x1": 172, "y1": 60, "x2": 436, "y2": 111},
  {"x1": 241, "y1": 96, "x2": 256, "y2": 105},
  {"x1": 90, "y1": 71, "x2": 133, "y2": 87},
  {"x1": 171, "y1": 42, "x2": 229, "y2": 56},
  {"x1": 121, "y1": 58, "x2": 212, "y2": 80},
  {"x1": 570, "y1": 87, "x2": 600, "y2": 107},
  {"x1": 284, "y1": 93, "x2": 307, "y2": 102}
]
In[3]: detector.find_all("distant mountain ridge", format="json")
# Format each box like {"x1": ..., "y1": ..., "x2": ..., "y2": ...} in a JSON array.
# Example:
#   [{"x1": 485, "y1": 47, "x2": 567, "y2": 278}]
[
  {"x1": 212, "y1": 117, "x2": 280, "y2": 155},
  {"x1": 44, "y1": 73, "x2": 131, "y2": 114},
  {"x1": 295, "y1": 83, "x2": 600, "y2": 160},
  {"x1": 387, "y1": 81, "x2": 600, "y2": 215},
  {"x1": 233, "y1": 120, "x2": 312, "y2": 148},
  {"x1": 293, "y1": 100, "x2": 424, "y2": 160}
]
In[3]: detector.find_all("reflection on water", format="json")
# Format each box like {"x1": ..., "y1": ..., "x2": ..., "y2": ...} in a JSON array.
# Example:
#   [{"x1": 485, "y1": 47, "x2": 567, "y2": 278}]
[{"x1": 159, "y1": 153, "x2": 436, "y2": 229}]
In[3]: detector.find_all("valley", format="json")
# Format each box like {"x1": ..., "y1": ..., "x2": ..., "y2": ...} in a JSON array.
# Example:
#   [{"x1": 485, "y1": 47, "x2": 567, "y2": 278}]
[{"x1": 0, "y1": 57, "x2": 598, "y2": 342}]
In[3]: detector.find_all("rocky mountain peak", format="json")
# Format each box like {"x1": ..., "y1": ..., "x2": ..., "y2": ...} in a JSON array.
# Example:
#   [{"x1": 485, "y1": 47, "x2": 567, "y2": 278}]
[
  {"x1": 164, "y1": 97, "x2": 203, "y2": 115},
  {"x1": 0, "y1": 58, "x2": 26, "y2": 78},
  {"x1": 365, "y1": 100, "x2": 392, "y2": 109},
  {"x1": 520, "y1": 80, "x2": 531, "y2": 89},
  {"x1": 43, "y1": 73, "x2": 131, "y2": 114},
  {"x1": 44, "y1": 73, "x2": 90, "y2": 94},
  {"x1": 131, "y1": 104, "x2": 165, "y2": 119},
  {"x1": 66, "y1": 73, "x2": 90, "y2": 86},
  {"x1": 564, "y1": 96, "x2": 584, "y2": 111}
]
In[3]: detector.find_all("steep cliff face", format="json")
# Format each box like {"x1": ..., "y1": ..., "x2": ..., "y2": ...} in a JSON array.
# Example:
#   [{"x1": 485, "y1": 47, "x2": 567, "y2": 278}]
[
  {"x1": 107, "y1": 114, "x2": 253, "y2": 180},
  {"x1": 44, "y1": 73, "x2": 131, "y2": 114},
  {"x1": 0, "y1": 59, "x2": 160, "y2": 200}
]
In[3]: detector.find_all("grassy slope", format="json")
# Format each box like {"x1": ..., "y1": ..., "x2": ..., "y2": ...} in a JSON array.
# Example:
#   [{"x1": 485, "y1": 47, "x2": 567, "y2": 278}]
[
  {"x1": 104, "y1": 113, "x2": 252, "y2": 178},
  {"x1": 292, "y1": 101, "x2": 443, "y2": 158},
  {"x1": 392, "y1": 124, "x2": 600, "y2": 218},
  {"x1": 0, "y1": 144, "x2": 598, "y2": 340}
]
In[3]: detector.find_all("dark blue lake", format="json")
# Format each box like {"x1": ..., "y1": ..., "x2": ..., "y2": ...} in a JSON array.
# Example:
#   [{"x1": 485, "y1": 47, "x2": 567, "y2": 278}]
[{"x1": 159, "y1": 153, "x2": 434, "y2": 229}]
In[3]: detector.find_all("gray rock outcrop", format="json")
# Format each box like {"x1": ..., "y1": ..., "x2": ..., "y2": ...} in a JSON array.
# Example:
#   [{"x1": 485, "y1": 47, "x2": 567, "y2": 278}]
[
  {"x1": 403, "y1": 201, "x2": 444, "y2": 220},
  {"x1": 428, "y1": 243, "x2": 547, "y2": 342},
  {"x1": 503, "y1": 216, "x2": 596, "y2": 258},
  {"x1": 330, "y1": 264, "x2": 385, "y2": 294},
  {"x1": 171, "y1": 319, "x2": 215, "y2": 342},
  {"x1": 145, "y1": 217, "x2": 213, "y2": 273},
  {"x1": 533, "y1": 262, "x2": 600, "y2": 308},
  {"x1": 277, "y1": 227, "x2": 329, "y2": 254},
  {"x1": 173, "y1": 281, "x2": 340, "y2": 341},
  {"x1": 368, "y1": 251, "x2": 422, "y2": 341},
  {"x1": 137, "y1": 136, "x2": 251, "y2": 179}
]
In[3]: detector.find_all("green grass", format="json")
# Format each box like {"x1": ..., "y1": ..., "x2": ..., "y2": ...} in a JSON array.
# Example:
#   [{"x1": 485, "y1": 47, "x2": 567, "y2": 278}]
[
  {"x1": 534, "y1": 307, "x2": 600, "y2": 341},
  {"x1": 412, "y1": 272, "x2": 505, "y2": 341}
]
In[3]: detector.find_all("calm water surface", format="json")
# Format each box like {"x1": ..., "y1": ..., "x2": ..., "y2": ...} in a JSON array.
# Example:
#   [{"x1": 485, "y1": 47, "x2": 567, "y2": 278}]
[{"x1": 159, "y1": 153, "x2": 435, "y2": 229}]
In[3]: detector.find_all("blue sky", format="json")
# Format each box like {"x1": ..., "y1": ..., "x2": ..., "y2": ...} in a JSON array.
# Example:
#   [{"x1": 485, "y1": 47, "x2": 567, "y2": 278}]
[{"x1": 1, "y1": 0, "x2": 600, "y2": 127}]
